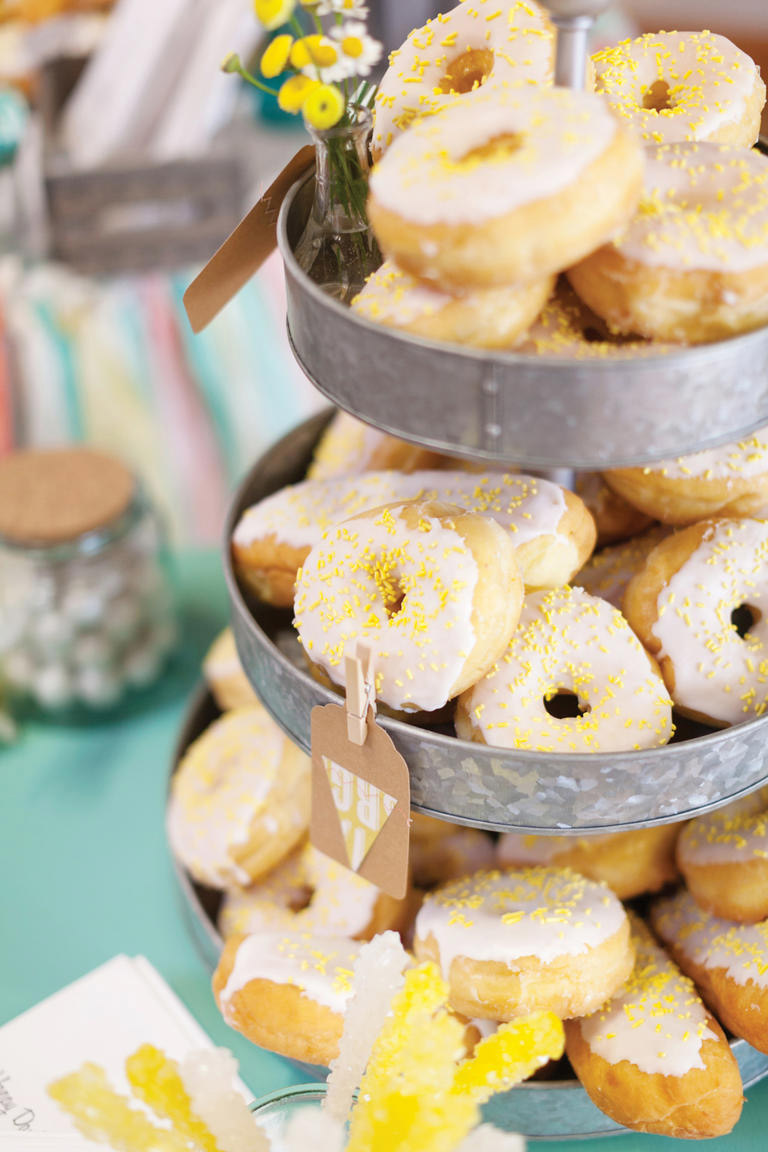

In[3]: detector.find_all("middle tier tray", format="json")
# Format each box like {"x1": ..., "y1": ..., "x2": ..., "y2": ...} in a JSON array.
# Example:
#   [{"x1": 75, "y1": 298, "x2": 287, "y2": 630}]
[{"x1": 225, "y1": 411, "x2": 768, "y2": 834}]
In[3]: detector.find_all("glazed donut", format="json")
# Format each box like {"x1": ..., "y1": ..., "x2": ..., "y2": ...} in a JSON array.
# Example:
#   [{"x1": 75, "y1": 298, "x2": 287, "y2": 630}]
[
  {"x1": 496, "y1": 824, "x2": 681, "y2": 900},
  {"x1": 565, "y1": 913, "x2": 743, "y2": 1140},
  {"x1": 233, "y1": 469, "x2": 595, "y2": 607},
  {"x1": 574, "y1": 471, "x2": 654, "y2": 547},
  {"x1": 568, "y1": 142, "x2": 768, "y2": 344},
  {"x1": 455, "y1": 586, "x2": 674, "y2": 753},
  {"x1": 371, "y1": 0, "x2": 555, "y2": 159},
  {"x1": 202, "y1": 627, "x2": 258, "y2": 712},
  {"x1": 675, "y1": 788, "x2": 768, "y2": 922},
  {"x1": 351, "y1": 259, "x2": 554, "y2": 350},
  {"x1": 218, "y1": 842, "x2": 413, "y2": 941},
  {"x1": 410, "y1": 823, "x2": 496, "y2": 889},
  {"x1": 604, "y1": 425, "x2": 768, "y2": 526},
  {"x1": 294, "y1": 500, "x2": 522, "y2": 714},
  {"x1": 576, "y1": 525, "x2": 670, "y2": 610},
  {"x1": 167, "y1": 706, "x2": 310, "y2": 888},
  {"x1": 652, "y1": 885, "x2": 768, "y2": 1055},
  {"x1": 622, "y1": 518, "x2": 768, "y2": 727},
  {"x1": 368, "y1": 87, "x2": 644, "y2": 291},
  {"x1": 413, "y1": 866, "x2": 633, "y2": 1020},
  {"x1": 592, "y1": 31, "x2": 765, "y2": 147},
  {"x1": 307, "y1": 410, "x2": 448, "y2": 480},
  {"x1": 213, "y1": 932, "x2": 360, "y2": 1065}
]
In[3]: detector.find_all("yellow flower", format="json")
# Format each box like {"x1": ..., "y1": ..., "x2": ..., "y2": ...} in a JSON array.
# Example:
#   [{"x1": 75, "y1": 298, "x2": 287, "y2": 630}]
[
  {"x1": 341, "y1": 34, "x2": 364, "y2": 58},
  {"x1": 290, "y1": 34, "x2": 338, "y2": 70},
  {"x1": 260, "y1": 34, "x2": 293, "y2": 78},
  {"x1": 278, "y1": 74, "x2": 318, "y2": 114},
  {"x1": 253, "y1": 0, "x2": 295, "y2": 31},
  {"x1": 303, "y1": 82, "x2": 344, "y2": 129}
]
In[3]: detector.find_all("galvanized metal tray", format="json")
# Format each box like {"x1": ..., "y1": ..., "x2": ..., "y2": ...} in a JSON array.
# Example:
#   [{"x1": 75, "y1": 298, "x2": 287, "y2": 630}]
[
  {"x1": 224, "y1": 412, "x2": 768, "y2": 834},
  {"x1": 169, "y1": 684, "x2": 768, "y2": 1140},
  {"x1": 277, "y1": 141, "x2": 768, "y2": 471}
]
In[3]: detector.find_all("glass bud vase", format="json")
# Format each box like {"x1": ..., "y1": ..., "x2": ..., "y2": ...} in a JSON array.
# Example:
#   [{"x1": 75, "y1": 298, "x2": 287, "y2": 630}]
[{"x1": 294, "y1": 107, "x2": 381, "y2": 304}]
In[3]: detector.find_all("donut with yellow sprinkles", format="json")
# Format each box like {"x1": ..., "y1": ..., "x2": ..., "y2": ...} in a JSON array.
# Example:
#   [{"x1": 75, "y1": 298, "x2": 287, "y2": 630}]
[
  {"x1": 592, "y1": 30, "x2": 765, "y2": 147},
  {"x1": 455, "y1": 585, "x2": 674, "y2": 753}
]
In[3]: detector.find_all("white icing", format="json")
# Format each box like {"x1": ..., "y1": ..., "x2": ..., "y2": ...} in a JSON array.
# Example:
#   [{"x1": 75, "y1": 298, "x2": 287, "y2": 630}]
[
  {"x1": 370, "y1": 87, "x2": 617, "y2": 226},
  {"x1": 654, "y1": 887, "x2": 768, "y2": 991},
  {"x1": 677, "y1": 786, "x2": 768, "y2": 866},
  {"x1": 637, "y1": 424, "x2": 768, "y2": 483},
  {"x1": 593, "y1": 31, "x2": 762, "y2": 145},
  {"x1": 220, "y1": 932, "x2": 360, "y2": 1015},
  {"x1": 166, "y1": 706, "x2": 290, "y2": 888},
  {"x1": 496, "y1": 832, "x2": 614, "y2": 866},
  {"x1": 650, "y1": 518, "x2": 768, "y2": 726},
  {"x1": 415, "y1": 867, "x2": 626, "y2": 972},
  {"x1": 576, "y1": 527, "x2": 670, "y2": 610},
  {"x1": 308, "y1": 411, "x2": 396, "y2": 481},
  {"x1": 617, "y1": 142, "x2": 768, "y2": 272},
  {"x1": 580, "y1": 918, "x2": 717, "y2": 1077},
  {"x1": 293, "y1": 502, "x2": 482, "y2": 712},
  {"x1": 219, "y1": 844, "x2": 381, "y2": 939},
  {"x1": 458, "y1": 586, "x2": 673, "y2": 753},
  {"x1": 352, "y1": 260, "x2": 458, "y2": 326},
  {"x1": 372, "y1": 0, "x2": 554, "y2": 155}
]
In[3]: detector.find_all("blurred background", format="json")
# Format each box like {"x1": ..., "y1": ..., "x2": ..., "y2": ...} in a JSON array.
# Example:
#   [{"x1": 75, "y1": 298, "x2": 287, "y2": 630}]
[{"x1": 0, "y1": 0, "x2": 766, "y2": 548}]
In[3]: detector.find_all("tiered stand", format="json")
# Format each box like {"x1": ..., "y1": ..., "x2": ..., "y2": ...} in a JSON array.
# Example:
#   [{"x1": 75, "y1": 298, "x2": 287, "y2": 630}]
[{"x1": 217, "y1": 0, "x2": 768, "y2": 1137}]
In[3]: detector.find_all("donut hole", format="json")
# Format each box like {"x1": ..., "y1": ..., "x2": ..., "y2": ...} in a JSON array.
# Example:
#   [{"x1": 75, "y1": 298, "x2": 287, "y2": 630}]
[
  {"x1": 385, "y1": 584, "x2": 406, "y2": 618},
  {"x1": 544, "y1": 689, "x2": 591, "y2": 720},
  {"x1": 439, "y1": 47, "x2": 494, "y2": 95},
  {"x1": 460, "y1": 132, "x2": 524, "y2": 166},
  {"x1": 731, "y1": 603, "x2": 761, "y2": 639},
  {"x1": 583, "y1": 326, "x2": 604, "y2": 343},
  {"x1": 287, "y1": 883, "x2": 314, "y2": 913},
  {"x1": 642, "y1": 79, "x2": 674, "y2": 112}
]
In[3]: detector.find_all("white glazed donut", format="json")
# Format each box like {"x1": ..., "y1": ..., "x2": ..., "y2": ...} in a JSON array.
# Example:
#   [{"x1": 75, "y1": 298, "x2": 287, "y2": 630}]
[
  {"x1": 413, "y1": 866, "x2": 633, "y2": 1020},
  {"x1": 307, "y1": 410, "x2": 448, "y2": 480},
  {"x1": 592, "y1": 30, "x2": 766, "y2": 147},
  {"x1": 368, "y1": 87, "x2": 644, "y2": 290},
  {"x1": 456, "y1": 586, "x2": 674, "y2": 753},
  {"x1": 576, "y1": 526, "x2": 670, "y2": 610},
  {"x1": 623, "y1": 518, "x2": 768, "y2": 727},
  {"x1": 294, "y1": 500, "x2": 522, "y2": 714},
  {"x1": 372, "y1": 0, "x2": 555, "y2": 159},
  {"x1": 568, "y1": 142, "x2": 768, "y2": 344}
]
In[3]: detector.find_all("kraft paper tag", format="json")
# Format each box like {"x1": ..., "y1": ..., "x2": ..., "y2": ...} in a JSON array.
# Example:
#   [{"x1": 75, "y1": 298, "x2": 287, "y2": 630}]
[
  {"x1": 311, "y1": 703, "x2": 410, "y2": 899},
  {"x1": 183, "y1": 144, "x2": 315, "y2": 333}
]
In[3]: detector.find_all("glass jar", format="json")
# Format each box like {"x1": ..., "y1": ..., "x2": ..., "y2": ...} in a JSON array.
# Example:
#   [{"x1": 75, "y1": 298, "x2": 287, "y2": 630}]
[
  {"x1": 0, "y1": 448, "x2": 175, "y2": 714},
  {"x1": 250, "y1": 1084, "x2": 343, "y2": 1148}
]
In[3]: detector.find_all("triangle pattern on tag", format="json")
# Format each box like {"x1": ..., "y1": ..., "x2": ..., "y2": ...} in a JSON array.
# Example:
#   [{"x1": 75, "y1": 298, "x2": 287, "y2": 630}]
[{"x1": 322, "y1": 756, "x2": 398, "y2": 872}]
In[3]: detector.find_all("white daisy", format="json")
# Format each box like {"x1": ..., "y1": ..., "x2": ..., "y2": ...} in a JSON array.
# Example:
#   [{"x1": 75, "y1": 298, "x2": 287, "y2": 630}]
[
  {"x1": 313, "y1": 0, "x2": 370, "y2": 17},
  {"x1": 329, "y1": 20, "x2": 382, "y2": 77}
]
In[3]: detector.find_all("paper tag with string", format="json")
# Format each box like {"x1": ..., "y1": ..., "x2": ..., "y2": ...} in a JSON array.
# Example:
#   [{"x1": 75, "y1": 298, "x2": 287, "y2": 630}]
[{"x1": 310, "y1": 643, "x2": 410, "y2": 899}]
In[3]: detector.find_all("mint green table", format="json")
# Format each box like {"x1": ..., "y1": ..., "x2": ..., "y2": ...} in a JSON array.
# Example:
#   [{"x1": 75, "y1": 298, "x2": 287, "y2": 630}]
[{"x1": 1, "y1": 550, "x2": 766, "y2": 1150}]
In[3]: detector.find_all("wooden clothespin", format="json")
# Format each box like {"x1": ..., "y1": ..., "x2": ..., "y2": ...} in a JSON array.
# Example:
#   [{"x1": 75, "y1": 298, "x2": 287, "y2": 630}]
[{"x1": 345, "y1": 642, "x2": 376, "y2": 746}]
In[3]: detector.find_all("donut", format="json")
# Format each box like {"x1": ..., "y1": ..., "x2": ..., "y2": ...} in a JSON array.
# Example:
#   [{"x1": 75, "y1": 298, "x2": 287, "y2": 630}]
[
  {"x1": 622, "y1": 517, "x2": 768, "y2": 727},
  {"x1": 592, "y1": 31, "x2": 765, "y2": 147},
  {"x1": 574, "y1": 471, "x2": 654, "y2": 547},
  {"x1": 294, "y1": 500, "x2": 522, "y2": 714},
  {"x1": 351, "y1": 259, "x2": 554, "y2": 350},
  {"x1": 202, "y1": 627, "x2": 258, "y2": 712},
  {"x1": 368, "y1": 87, "x2": 644, "y2": 291},
  {"x1": 652, "y1": 885, "x2": 768, "y2": 1054},
  {"x1": 218, "y1": 842, "x2": 413, "y2": 941},
  {"x1": 410, "y1": 823, "x2": 496, "y2": 889},
  {"x1": 565, "y1": 913, "x2": 743, "y2": 1140},
  {"x1": 167, "y1": 706, "x2": 310, "y2": 888},
  {"x1": 455, "y1": 586, "x2": 674, "y2": 753},
  {"x1": 496, "y1": 824, "x2": 681, "y2": 900},
  {"x1": 604, "y1": 425, "x2": 768, "y2": 526},
  {"x1": 576, "y1": 525, "x2": 670, "y2": 610},
  {"x1": 413, "y1": 866, "x2": 634, "y2": 1020},
  {"x1": 233, "y1": 469, "x2": 595, "y2": 608},
  {"x1": 568, "y1": 142, "x2": 768, "y2": 344},
  {"x1": 675, "y1": 788, "x2": 768, "y2": 922},
  {"x1": 213, "y1": 931, "x2": 360, "y2": 1065},
  {"x1": 307, "y1": 410, "x2": 448, "y2": 480},
  {"x1": 371, "y1": 0, "x2": 555, "y2": 160}
]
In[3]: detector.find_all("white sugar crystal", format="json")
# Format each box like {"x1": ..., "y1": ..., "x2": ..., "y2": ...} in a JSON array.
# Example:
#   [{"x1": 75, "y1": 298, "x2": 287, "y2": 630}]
[
  {"x1": 282, "y1": 1104, "x2": 345, "y2": 1152},
  {"x1": 324, "y1": 930, "x2": 408, "y2": 1122},
  {"x1": 457, "y1": 1125, "x2": 526, "y2": 1152},
  {"x1": 180, "y1": 1049, "x2": 269, "y2": 1152}
]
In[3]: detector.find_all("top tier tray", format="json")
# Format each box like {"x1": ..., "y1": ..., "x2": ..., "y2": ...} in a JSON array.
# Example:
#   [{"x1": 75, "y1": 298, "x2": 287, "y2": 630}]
[{"x1": 277, "y1": 143, "x2": 768, "y2": 471}]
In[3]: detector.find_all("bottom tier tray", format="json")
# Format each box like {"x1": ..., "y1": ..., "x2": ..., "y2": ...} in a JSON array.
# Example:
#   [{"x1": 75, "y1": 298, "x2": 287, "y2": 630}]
[
  {"x1": 224, "y1": 411, "x2": 768, "y2": 833},
  {"x1": 169, "y1": 685, "x2": 768, "y2": 1141}
]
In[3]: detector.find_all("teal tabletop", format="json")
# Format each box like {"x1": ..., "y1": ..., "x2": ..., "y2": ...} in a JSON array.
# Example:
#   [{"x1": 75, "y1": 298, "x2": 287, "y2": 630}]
[{"x1": 2, "y1": 548, "x2": 766, "y2": 1151}]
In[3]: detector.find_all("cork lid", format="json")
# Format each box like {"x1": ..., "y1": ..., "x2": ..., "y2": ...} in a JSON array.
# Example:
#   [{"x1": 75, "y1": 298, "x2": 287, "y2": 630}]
[{"x1": 0, "y1": 448, "x2": 135, "y2": 545}]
